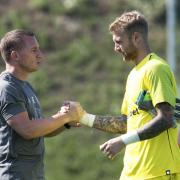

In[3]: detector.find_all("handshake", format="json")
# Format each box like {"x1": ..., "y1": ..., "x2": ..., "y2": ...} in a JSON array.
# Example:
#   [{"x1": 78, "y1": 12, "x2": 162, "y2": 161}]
[{"x1": 59, "y1": 101, "x2": 95, "y2": 127}]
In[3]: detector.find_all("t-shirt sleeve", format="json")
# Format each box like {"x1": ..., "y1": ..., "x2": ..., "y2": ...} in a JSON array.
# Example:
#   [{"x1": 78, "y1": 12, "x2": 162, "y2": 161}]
[
  {"x1": 1, "y1": 102, "x2": 26, "y2": 121},
  {"x1": 0, "y1": 84, "x2": 26, "y2": 121},
  {"x1": 144, "y1": 64, "x2": 177, "y2": 107}
]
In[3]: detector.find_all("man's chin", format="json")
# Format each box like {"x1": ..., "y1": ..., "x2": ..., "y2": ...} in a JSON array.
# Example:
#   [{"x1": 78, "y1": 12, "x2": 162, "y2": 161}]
[
  {"x1": 122, "y1": 56, "x2": 131, "y2": 62},
  {"x1": 28, "y1": 67, "x2": 39, "y2": 73}
]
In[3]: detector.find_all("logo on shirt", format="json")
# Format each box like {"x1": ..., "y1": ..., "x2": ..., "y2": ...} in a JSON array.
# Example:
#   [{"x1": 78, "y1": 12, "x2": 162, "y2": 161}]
[{"x1": 129, "y1": 108, "x2": 140, "y2": 117}]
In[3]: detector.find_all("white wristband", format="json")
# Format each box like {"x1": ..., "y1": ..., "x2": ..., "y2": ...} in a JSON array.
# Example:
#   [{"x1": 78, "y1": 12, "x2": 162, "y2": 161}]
[
  {"x1": 80, "y1": 113, "x2": 95, "y2": 127},
  {"x1": 120, "y1": 131, "x2": 140, "y2": 145}
]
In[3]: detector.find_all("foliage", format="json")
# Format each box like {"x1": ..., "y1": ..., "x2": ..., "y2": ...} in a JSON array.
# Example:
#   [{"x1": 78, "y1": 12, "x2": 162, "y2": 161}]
[
  {"x1": 0, "y1": 0, "x2": 179, "y2": 180},
  {"x1": 45, "y1": 128, "x2": 124, "y2": 180}
]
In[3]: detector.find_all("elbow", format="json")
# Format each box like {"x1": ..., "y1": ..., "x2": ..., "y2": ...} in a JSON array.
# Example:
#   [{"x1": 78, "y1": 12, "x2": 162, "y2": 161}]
[
  {"x1": 169, "y1": 121, "x2": 175, "y2": 128},
  {"x1": 21, "y1": 133, "x2": 33, "y2": 140},
  {"x1": 19, "y1": 130, "x2": 36, "y2": 140},
  {"x1": 157, "y1": 110, "x2": 175, "y2": 129},
  {"x1": 165, "y1": 116, "x2": 175, "y2": 129},
  {"x1": 22, "y1": 134, "x2": 34, "y2": 140}
]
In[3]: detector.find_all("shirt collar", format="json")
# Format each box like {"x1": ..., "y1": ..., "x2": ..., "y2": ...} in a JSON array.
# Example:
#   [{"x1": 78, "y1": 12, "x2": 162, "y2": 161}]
[{"x1": 135, "y1": 53, "x2": 155, "y2": 70}]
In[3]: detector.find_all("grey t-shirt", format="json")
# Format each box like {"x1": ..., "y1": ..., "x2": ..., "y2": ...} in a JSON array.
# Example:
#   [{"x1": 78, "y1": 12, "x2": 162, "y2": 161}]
[{"x1": 0, "y1": 72, "x2": 45, "y2": 179}]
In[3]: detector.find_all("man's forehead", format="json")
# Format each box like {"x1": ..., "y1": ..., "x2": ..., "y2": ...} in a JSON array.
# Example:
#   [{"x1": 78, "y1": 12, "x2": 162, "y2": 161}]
[
  {"x1": 23, "y1": 35, "x2": 39, "y2": 46},
  {"x1": 23, "y1": 35, "x2": 36, "y2": 41},
  {"x1": 112, "y1": 30, "x2": 128, "y2": 40}
]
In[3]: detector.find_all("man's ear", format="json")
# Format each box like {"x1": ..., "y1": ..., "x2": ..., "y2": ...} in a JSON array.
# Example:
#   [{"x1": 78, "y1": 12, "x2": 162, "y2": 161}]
[
  {"x1": 11, "y1": 50, "x2": 19, "y2": 61},
  {"x1": 132, "y1": 32, "x2": 141, "y2": 47}
]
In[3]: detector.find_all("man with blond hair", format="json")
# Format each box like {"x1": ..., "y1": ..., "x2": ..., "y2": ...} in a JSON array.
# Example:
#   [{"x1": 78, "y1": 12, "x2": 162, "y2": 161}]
[{"x1": 62, "y1": 10, "x2": 180, "y2": 180}]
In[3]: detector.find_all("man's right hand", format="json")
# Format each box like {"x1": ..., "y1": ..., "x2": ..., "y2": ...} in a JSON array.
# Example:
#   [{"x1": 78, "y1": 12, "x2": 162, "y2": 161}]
[{"x1": 60, "y1": 101, "x2": 86, "y2": 122}]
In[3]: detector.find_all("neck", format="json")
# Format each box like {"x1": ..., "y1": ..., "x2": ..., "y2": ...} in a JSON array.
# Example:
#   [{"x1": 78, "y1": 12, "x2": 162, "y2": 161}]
[
  {"x1": 134, "y1": 45, "x2": 151, "y2": 65},
  {"x1": 5, "y1": 64, "x2": 28, "y2": 81}
]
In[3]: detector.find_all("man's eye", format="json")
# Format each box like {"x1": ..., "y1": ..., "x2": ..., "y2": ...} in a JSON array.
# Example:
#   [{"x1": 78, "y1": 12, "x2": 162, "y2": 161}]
[
  {"x1": 116, "y1": 40, "x2": 121, "y2": 44},
  {"x1": 32, "y1": 49, "x2": 37, "y2": 52}
]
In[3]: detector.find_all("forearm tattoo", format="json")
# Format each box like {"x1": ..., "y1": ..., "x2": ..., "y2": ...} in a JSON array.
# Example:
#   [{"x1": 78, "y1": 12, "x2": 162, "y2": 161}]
[
  {"x1": 93, "y1": 115, "x2": 127, "y2": 134},
  {"x1": 137, "y1": 103, "x2": 174, "y2": 141}
]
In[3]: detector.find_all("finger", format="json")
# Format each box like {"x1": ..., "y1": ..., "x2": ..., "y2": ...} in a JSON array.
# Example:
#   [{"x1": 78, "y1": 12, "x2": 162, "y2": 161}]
[
  {"x1": 108, "y1": 154, "x2": 115, "y2": 160},
  {"x1": 105, "y1": 145, "x2": 110, "y2": 152},
  {"x1": 69, "y1": 122, "x2": 81, "y2": 127},
  {"x1": 74, "y1": 122, "x2": 81, "y2": 127},
  {"x1": 60, "y1": 107, "x2": 69, "y2": 113},
  {"x1": 105, "y1": 150, "x2": 113, "y2": 159},
  {"x1": 61, "y1": 106, "x2": 69, "y2": 111},
  {"x1": 64, "y1": 106, "x2": 70, "y2": 111},
  {"x1": 108, "y1": 154, "x2": 113, "y2": 159},
  {"x1": 99, "y1": 143, "x2": 107, "y2": 151},
  {"x1": 69, "y1": 101, "x2": 80, "y2": 109},
  {"x1": 60, "y1": 110, "x2": 67, "y2": 114},
  {"x1": 63, "y1": 101, "x2": 70, "y2": 107},
  {"x1": 68, "y1": 102, "x2": 75, "y2": 110},
  {"x1": 106, "y1": 150, "x2": 116, "y2": 160}
]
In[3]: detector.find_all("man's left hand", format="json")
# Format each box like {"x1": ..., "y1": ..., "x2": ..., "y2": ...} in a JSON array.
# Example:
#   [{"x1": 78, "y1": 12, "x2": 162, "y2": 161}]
[{"x1": 99, "y1": 136, "x2": 125, "y2": 160}]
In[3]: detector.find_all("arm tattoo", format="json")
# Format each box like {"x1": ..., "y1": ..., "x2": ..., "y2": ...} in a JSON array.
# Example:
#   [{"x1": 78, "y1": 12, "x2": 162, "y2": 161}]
[
  {"x1": 137, "y1": 102, "x2": 174, "y2": 141},
  {"x1": 93, "y1": 114, "x2": 127, "y2": 134}
]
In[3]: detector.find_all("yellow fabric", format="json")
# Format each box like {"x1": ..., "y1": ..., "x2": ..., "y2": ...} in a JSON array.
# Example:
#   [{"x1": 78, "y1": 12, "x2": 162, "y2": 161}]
[
  {"x1": 120, "y1": 53, "x2": 180, "y2": 180},
  {"x1": 146, "y1": 173, "x2": 180, "y2": 180},
  {"x1": 119, "y1": 173, "x2": 180, "y2": 180}
]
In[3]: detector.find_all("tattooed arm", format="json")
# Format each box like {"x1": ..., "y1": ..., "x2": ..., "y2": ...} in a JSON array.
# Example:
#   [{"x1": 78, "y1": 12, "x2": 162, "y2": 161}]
[
  {"x1": 93, "y1": 114, "x2": 127, "y2": 134},
  {"x1": 63, "y1": 101, "x2": 174, "y2": 138},
  {"x1": 60, "y1": 101, "x2": 127, "y2": 134},
  {"x1": 137, "y1": 102, "x2": 174, "y2": 140},
  {"x1": 99, "y1": 102, "x2": 175, "y2": 159}
]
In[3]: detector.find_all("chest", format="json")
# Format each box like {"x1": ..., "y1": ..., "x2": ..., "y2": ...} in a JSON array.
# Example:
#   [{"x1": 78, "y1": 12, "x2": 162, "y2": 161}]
[
  {"x1": 21, "y1": 83, "x2": 42, "y2": 119},
  {"x1": 126, "y1": 69, "x2": 146, "y2": 102}
]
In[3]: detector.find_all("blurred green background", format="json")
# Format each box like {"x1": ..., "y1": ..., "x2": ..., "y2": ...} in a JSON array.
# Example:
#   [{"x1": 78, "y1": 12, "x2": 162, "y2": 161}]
[{"x1": 0, "y1": 0, "x2": 180, "y2": 180}]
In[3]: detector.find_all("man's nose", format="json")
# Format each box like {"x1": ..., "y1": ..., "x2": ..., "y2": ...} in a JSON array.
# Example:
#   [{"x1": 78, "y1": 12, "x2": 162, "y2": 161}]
[
  {"x1": 38, "y1": 50, "x2": 44, "y2": 59},
  {"x1": 114, "y1": 45, "x2": 121, "y2": 52}
]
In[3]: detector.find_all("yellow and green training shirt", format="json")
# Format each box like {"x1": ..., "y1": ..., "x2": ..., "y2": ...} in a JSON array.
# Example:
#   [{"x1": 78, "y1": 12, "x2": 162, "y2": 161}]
[{"x1": 120, "y1": 53, "x2": 180, "y2": 180}]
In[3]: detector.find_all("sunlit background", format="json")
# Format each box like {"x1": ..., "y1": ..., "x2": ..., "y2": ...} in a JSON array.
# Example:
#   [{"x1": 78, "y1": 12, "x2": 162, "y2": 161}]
[{"x1": 0, "y1": 0, "x2": 179, "y2": 180}]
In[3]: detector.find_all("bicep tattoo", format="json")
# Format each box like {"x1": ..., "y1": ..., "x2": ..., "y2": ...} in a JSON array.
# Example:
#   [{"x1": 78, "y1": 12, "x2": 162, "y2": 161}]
[
  {"x1": 93, "y1": 114, "x2": 127, "y2": 134},
  {"x1": 137, "y1": 102, "x2": 174, "y2": 141}
]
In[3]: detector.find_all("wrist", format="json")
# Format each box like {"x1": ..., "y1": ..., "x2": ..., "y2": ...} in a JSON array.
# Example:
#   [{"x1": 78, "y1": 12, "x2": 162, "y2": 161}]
[
  {"x1": 52, "y1": 113, "x2": 70, "y2": 124},
  {"x1": 120, "y1": 130, "x2": 140, "y2": 145},
  {"x1": 80, "y1": 113, "x2": 95, "y2": 127}
]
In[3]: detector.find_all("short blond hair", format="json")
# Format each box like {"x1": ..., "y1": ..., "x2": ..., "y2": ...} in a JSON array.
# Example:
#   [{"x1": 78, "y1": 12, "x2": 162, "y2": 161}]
[{"x1": 109, "y1": 10, "x2": 148, "y2": 39}]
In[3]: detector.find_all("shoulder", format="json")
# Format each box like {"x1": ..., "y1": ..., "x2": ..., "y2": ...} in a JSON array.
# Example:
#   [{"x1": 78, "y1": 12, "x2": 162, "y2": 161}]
[
  {"x1": 0, "y1": 77, "x2": 17, "y2": 91},
  {"x1": 145, "y1": 54, "x2": 171, "y2": 76},
  {"x1": 0, "y1": 74, "x2": 23, "y2": 98},
  {"x1": 0, "y1": 78, "x2": 14, "y2": 91}
]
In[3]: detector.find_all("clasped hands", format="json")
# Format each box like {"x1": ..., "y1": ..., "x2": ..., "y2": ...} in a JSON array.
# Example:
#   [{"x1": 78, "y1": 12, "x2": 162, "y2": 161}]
[
  {"x1": 59, "y1": 101, "x2": 125, "y2": 160},
  {"x1": 60, "y1": 101, "x2": 86, "y2": 123}
]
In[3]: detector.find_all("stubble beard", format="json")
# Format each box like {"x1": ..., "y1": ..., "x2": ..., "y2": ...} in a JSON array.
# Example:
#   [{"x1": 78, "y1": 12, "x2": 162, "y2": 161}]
[
  {"x1": 19, "y1": 63, "x2": 39, "y2": 73},
  {"x1": 121, "y1": 47, "x2": 138, "y2": 62}
]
